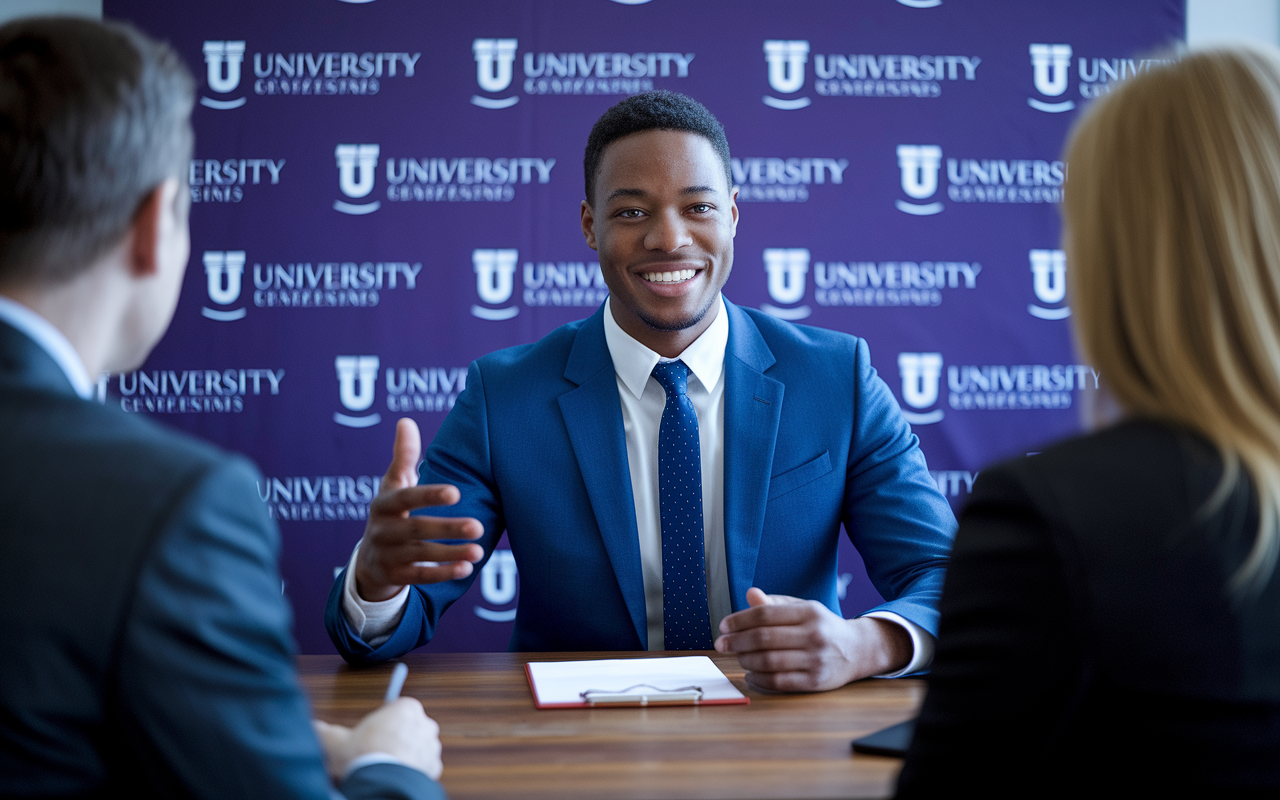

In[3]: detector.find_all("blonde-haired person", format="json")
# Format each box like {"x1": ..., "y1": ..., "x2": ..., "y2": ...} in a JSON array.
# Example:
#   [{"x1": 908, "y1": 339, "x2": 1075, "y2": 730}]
[{"x1": 896, "y1": 48, "x2": 1280, "y2": 798}]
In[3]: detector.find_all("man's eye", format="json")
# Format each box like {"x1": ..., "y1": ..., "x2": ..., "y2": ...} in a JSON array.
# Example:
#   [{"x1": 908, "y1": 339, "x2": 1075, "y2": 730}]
[
  {"x1": 690, "y1": 203, "x2": 713, "y2": 213},
  {"x1": 618, "y1": 208, "x2": 644, "y2": 218}
]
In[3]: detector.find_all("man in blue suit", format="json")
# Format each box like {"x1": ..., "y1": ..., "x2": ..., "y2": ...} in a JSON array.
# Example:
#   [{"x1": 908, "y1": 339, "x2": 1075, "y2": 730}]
[
  {"x1": 0, "y1": 17, "x2": 444, "y2": 797},
  {"x1": 327, "y1": 92, "x2": 955, "y2": 691}
]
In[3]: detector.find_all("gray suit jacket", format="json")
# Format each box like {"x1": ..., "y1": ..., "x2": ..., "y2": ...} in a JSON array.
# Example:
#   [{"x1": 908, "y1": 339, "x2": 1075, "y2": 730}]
[{"x1": 0, "y1": 320, "x2": 444, "y2": 799}]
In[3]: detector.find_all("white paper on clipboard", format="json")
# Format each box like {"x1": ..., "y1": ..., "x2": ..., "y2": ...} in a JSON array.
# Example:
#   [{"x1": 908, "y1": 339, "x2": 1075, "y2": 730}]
[{"x1": 525, "y1": 656, "x2": 749, "y2": 708}]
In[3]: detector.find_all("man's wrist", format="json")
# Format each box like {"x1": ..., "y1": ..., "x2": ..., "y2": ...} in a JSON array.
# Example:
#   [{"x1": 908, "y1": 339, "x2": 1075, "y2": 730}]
[
  {"x1": 355, "y1": 574, "x2": 404, "y2": 603},
  {"x1": 352, "y1": 545, "x2": 404, "y2": 602},
  {"x1": 343, "y1": 751, "x2": 411, "y2": 781},
  {"x1": 860, "y1": 611, "x2": 934, "y2": 677},
  {"x1": 871, "y1": 617, "x2": 913, "y2": 674},
  {"x1": 843, "y1": 617, "x2": 911, "y2": 679},
  {"x1": 341, "y1": 545, "x2": 411, "y2": 645}
]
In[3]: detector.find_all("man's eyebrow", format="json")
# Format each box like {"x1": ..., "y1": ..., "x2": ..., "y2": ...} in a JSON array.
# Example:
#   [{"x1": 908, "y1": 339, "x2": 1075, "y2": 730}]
[
  {"x1": 605, "y1": 185, "x2": 719, "y2": 203},
  {"x1": 605, "y1": 188, "x2": 646, "y2": 202}
]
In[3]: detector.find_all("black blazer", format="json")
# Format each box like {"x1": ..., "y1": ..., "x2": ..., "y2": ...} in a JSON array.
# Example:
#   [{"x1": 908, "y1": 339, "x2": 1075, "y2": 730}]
[
  {"x1": 0, "y1": 320, "x2": 442, "y2": 799},
  {"x1": 897, "y1": 419, "x2": 1280, "y2": 798}
]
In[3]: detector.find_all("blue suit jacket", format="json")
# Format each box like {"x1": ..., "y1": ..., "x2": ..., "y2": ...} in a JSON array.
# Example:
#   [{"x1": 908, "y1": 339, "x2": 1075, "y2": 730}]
[
  {"x1": 328, "y1": 300, "x2": 955, "y2": 660},
  {"x1": 0, "y1": 321, "x2": 442, "y2": 799}
]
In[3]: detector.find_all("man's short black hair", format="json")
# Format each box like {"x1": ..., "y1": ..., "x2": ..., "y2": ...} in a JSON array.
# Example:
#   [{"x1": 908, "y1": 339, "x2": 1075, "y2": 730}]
[
  {"x1": 0, "y1": 17, "x2": 194, "y2": 285},
  {"x1": 583, "y1": 90, "x2": 732, "y2": 205}
]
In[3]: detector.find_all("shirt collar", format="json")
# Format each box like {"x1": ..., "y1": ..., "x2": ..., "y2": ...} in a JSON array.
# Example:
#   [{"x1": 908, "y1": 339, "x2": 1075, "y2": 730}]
[
  {"x1": 0, "y1": 294, "x2": 95, "y2": 399},
  {"x1": 602, "y1": 294, "x2": 728, "y2": 399}
]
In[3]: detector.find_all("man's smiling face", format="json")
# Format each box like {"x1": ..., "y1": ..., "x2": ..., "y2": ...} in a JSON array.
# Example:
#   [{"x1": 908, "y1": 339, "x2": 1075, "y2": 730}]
[{"x1": 581, "y1": 129, "x2": 738, "y2": 357}]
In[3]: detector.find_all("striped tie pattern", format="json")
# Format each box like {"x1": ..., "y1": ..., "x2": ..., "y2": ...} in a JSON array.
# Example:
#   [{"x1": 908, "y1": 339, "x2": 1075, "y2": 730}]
[{"x1": 652, "y1": 360, "x2": 712, "y2": 650}]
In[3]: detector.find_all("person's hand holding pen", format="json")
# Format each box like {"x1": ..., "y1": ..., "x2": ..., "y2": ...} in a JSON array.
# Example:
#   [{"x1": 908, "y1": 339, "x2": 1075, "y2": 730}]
[{"x1": 313, "y1": 664, "x2": 443, "y2": 782}]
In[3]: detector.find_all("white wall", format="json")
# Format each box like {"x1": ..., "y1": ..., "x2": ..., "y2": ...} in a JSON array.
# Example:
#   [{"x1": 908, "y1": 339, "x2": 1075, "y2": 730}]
[
  {"x1": 1187, "y1": 0, "x2": 1279, "y2": 48},
  {"x1": 0, "y1": 0, "x2": 101, "y2": 25},
  {"x1": 1, "y1": 1, "x2": 1278, "y2": 50}
]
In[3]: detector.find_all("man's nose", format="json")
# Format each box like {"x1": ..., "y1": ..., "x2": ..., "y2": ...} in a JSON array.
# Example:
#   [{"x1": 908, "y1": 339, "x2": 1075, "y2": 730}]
[{"x1": 644, "y1": 209, "x2": 693, "y2": 252}]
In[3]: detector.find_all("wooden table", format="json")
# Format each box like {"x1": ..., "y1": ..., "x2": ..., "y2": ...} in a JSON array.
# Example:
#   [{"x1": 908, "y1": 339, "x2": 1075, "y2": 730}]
[{"x1": 299, "y1": 652, "x2": 921, "y2": 800}]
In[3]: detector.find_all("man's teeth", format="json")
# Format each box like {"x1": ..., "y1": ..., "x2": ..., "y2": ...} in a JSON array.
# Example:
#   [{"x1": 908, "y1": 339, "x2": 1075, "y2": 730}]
[{"x1": 641, "y1": 269, "x2": 696, "y2": 283}]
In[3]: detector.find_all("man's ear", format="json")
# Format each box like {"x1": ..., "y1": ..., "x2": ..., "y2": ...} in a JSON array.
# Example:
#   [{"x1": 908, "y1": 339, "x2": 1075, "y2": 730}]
[
  {"x1": 729, "y1": 186, "x2": 739, "y2": 237},
  {"x1": 580, "y1": 199, "x2": 598, "y2": 251},
  {"x1": 128, "y1": 183, "x2": 168, "y2": 279}
]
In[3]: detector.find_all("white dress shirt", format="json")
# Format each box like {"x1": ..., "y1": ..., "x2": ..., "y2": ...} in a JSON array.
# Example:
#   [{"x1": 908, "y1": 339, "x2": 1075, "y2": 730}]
[
  {"x1": 343, "y1": 296, "x2": 933, "y2": 675},
  {"x1": 604, "y1": 294, "x2": 730, "y2": 649},
  {"x1": 0, "y1": 295, "x2": 94, "y2": 399}
]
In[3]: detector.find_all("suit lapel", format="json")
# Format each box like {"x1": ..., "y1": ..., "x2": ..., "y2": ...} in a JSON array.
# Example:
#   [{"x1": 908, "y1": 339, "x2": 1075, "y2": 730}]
[
  {"x1": 722, "y1": 302, "x2": 783, "y2": 611},
  {"x1": 557, "y1": 307, "x2": 648, "y2": 648}
]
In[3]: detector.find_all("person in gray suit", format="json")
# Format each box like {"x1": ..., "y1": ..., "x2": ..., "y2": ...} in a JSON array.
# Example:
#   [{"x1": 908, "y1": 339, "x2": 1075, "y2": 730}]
[{"x1": 0, "y1": 17, "x2": 445, "y2": 799}]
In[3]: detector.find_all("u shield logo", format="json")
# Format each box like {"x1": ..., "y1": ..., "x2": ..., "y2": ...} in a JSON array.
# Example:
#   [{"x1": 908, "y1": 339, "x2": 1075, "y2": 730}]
[
  {"x1": 762, "y1": 41, "x2": 811, "y2": 110},
  {"x1": 200, "y1": 41, "x2": 246, "y2": 110},
  {"x1": 475, "y1": 549, "x2": 518, "y2": 622},
  {"x1": 760, "y1": 248, "x2": 811, "y2": 320},
  {"x1": 201, "y1": 251, "x2": 246, "y2": 322},
  {"x1": 1028, "y1": 249, "x2": 1070, "y2": 319},
  {"x1": 334, "y1": 144, "x2": 381, "y2": 215},
  {"x1": 898, "y1": 352, "x2": 945, "y2": 425},
  {"x1": 896, "y1": 145, "x2": 944, "y2": 216},
  {"x1": 1028, "y1": 44, "x2": 1075, "y2": 113},
  {"x1": 471, "y1": 249, "x2": 520, "y2": 320},
  {"x1": 334, "y1": 356, "x2": 381, "y2": 428},
  {"x1": 471, "y1": 39, "x2": 519, "y2": 109}
]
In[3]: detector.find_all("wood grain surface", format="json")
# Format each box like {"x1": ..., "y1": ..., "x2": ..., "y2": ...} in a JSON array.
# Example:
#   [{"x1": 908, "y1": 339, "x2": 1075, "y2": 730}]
[{"x1": 299, "y1": 652, "x2": 921, "y2": 800}]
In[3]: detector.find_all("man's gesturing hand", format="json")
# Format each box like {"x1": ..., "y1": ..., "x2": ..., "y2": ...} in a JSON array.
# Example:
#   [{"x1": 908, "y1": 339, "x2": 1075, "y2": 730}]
[
  {"x1": 353, "y1": 418, "x2": 484, "y2": 603},
  {"x1": 713, "y1": 587, "x2": 912, "y2": 692}
]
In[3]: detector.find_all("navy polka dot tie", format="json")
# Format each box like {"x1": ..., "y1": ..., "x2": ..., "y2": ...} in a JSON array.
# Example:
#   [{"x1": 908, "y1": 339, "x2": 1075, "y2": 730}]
[{"x1": 652, "y1": 361, "x2": 712, "y2": 650}]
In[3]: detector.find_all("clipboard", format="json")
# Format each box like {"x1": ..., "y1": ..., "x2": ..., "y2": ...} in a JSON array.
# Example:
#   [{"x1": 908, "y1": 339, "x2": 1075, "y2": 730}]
[{"x1": 525, "y1": 656, "x2": 750, "y2": 709}]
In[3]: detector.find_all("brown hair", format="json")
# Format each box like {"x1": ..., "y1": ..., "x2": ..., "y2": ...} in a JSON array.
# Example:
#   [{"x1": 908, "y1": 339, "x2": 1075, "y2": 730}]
[{"x1": 0, "y1": 17, "x2": 194, "y2": 284}]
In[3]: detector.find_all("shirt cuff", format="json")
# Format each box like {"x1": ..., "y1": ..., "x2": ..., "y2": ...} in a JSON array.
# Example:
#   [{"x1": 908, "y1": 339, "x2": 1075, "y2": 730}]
[
  {"x1": 341, "y1": 543, "x2": 410, "y2": 648},
  {"x1": 859, "y1": 610, "x2": 935, "y2": 678},
  {"x1": 342, "y1": 751, "x2": 412, "y2": 781}
]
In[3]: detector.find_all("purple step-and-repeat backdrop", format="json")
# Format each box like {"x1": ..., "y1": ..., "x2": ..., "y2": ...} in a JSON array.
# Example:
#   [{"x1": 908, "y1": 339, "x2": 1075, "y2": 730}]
[{"x1": 102, "y1": 0, "x2": 1184, "y2": 654}]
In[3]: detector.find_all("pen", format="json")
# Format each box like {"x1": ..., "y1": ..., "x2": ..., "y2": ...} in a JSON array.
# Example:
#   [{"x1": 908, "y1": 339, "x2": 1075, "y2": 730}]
[{"x1": 384, "y1": 662, "x2": 409, "y2": 704}]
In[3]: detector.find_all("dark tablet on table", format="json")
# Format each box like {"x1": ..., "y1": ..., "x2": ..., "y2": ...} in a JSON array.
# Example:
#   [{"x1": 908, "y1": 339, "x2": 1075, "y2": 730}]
[{"x1": 850, "y1": 717, "x2": 916, "y2": 758}]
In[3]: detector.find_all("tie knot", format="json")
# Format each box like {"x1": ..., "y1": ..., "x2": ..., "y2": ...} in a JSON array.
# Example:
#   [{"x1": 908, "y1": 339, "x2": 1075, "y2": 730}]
[{"x1": 652, "y1": 360, "x2": 690, "y2": 397}]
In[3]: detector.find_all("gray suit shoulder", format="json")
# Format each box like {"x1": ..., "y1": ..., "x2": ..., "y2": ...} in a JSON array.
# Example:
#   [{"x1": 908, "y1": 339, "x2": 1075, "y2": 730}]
[
  {"x1": 2, "y1": 390, "x2": 268, "y2": 566},
  {"x1": 59, "y1": 395, "x2": 259, "y2": 497}
]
